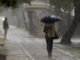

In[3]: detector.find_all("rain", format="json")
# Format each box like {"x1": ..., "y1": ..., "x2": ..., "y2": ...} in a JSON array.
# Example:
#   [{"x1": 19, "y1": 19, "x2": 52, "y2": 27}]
[{"x1": 0, "y1": 0, "x2": 79, "y2": 60}]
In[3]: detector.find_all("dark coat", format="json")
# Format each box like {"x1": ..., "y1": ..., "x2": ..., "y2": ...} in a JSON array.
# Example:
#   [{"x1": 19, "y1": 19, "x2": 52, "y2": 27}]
[
  {"x1": 3, "y1": 20, "x2": 9, "y2": 29},
  {"x1": 43, "y1": 24, "x2": 55, "y2": 37}
]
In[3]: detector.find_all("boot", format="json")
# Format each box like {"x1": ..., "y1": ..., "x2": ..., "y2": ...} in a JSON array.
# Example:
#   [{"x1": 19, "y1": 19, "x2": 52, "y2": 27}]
[{"x1": 48, "y1": 52, "x2": 52, "y2": 58}]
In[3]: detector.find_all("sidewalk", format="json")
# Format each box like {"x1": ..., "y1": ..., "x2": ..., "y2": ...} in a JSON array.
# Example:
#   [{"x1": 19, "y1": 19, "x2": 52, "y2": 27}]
[
  {"x1": 54, "y1": 40, "x2": 80, "y2": 59},
  {"x1": 0, "y1": 25, "x2": 79, "y2": 60}
]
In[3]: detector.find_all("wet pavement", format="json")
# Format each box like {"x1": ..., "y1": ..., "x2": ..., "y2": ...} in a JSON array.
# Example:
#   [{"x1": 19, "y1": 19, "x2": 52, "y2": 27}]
[{"x1": 1, "y1": 26, "x2": 79, "y2": 60}]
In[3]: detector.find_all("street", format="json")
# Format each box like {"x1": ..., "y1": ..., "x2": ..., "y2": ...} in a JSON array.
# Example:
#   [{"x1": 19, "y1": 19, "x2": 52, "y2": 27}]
[{"x1": 4, "y1": 26, "x2": 79, "y2": 60}]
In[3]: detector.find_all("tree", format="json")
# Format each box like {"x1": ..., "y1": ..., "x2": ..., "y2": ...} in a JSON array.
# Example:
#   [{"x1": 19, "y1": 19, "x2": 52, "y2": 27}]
[
  {"x1": 49, "y1": 0, "x2": 80, "y2": 45},
  {"x1": 49, "y1": 0, "x2": 76, "y2": 44},
  {"x1": 0, "y1": 0, "x2": 32, "y2": 8},
  {"x1": 61, "y1": 0, "x2": 80, "y2": 44},
  {"x1": 49, "y1": 0, "x2": 73, "y2": 26}
]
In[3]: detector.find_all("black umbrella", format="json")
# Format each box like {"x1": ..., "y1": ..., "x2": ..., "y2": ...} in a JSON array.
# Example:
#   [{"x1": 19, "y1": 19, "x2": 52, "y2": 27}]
[{"x1": 41, "y1": 15, "x2": 61, "y2": 23}]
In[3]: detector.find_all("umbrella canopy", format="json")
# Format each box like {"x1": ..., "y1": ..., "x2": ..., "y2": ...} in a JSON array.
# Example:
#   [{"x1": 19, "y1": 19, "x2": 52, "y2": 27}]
[{"x1": 41, "y1": 15, "x2": 61, "y2": 23}]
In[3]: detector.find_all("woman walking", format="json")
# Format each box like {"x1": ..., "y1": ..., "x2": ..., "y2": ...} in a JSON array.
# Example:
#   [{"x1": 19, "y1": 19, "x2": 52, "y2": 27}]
[
  {"x1": 41, "y1": 15, "x2": 60, "y2": 57},
  {"x1": 43, "y1": 23, "x2": 56, "y2": 57}
]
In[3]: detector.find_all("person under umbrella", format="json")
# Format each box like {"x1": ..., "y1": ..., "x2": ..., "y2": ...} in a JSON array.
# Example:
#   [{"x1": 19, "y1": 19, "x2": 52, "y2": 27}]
[
  {"x1": 41, "y1": 15, "x2": 61, "y2": 23},
  {"x1": 41, "y1": 15, "x2": 60, "y2": 57}
]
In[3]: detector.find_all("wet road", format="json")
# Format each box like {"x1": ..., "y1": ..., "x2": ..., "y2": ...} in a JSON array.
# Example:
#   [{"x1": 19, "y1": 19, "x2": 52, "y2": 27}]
[{"x1": 4, "y1": 26, "x2": 79, "y2": 60}]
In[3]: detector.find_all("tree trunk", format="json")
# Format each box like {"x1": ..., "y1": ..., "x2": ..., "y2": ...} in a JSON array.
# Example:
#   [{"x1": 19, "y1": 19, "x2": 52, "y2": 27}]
[
  {"x1": 61, "y1": 0, "x2": 80, "y2": 45},
  {"x1": 66, "y1": 10, "x2": 72, "y2": 27},
  {"x1": 61, "y1": 19, "x2": 79, "y2": 44}
]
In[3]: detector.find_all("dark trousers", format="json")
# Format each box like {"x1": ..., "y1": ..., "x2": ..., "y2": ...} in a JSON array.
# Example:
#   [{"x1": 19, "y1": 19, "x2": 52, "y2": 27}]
[
  {"x1": 4, "y1": 29, "x2": 8, "y2": 39},
  {"x1": 46, "y1": 37, "x2": 54, "y2": 54}
]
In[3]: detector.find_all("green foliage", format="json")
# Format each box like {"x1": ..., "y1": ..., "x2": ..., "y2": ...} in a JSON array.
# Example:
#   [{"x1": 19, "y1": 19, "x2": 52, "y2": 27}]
[
  {"x1": 49, "y1": 0, "x2": 73, "y2": 11},
  {"x1": 0, "y1": 0, "x2": 32, "y2": 8}
]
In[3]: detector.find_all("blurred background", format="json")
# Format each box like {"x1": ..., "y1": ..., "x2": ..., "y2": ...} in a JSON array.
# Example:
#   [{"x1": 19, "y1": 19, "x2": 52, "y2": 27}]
[{"x1": 0, "y1": 0, "x2": 76, "y2": 38}]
